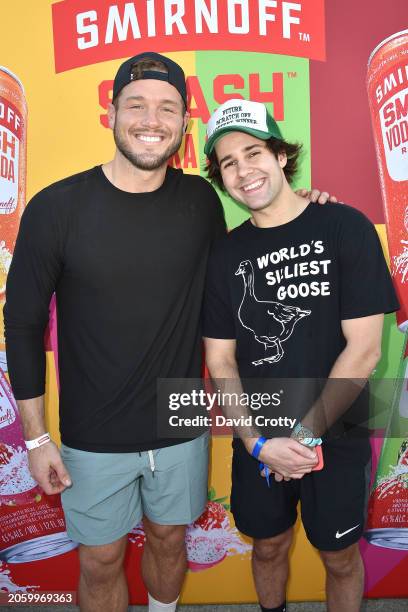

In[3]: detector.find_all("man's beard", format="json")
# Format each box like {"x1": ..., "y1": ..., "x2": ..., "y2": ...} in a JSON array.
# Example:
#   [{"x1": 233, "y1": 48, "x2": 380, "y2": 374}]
[{"x1": 114, "y1": 125, "x2": 183, "y2": 170}]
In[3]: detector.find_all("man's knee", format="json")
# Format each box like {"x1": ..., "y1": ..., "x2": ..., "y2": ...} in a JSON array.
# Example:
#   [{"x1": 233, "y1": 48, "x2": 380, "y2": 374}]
[
  {"x1": 253, "y1": 528, "x2": 293, "y2": 563},
  {"x1": 320, "y1": 543, "x2": 362, "y2": 579},
  {"x1": 143, "y1": 517, "x2": 187, "y2": 557},
  {"x1": 79, "y1": 537, "x2": 127, "y2": 584}
]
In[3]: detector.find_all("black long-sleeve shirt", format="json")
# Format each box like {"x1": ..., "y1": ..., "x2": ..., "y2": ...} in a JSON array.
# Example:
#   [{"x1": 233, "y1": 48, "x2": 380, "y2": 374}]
[{"x1": 4, "y1": 166, "x2": 226, "y2": 451}]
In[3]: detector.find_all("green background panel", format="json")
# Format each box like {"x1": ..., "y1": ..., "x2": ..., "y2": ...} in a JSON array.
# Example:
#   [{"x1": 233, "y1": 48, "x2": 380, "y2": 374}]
[
  {"x1": 196, "y1": 52, "x2": 311, "y2": 230},
  {"x1": 370, "y1": 328, "x2": 407, "y2": 426},
  {"x1": 375, "y1": 319, "x2": 406, "y2": 380}
]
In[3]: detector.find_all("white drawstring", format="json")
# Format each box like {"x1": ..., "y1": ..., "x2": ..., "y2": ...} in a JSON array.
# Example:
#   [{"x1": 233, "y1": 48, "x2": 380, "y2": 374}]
[{"x1": 148, "y1": 450, "x2": 155, "y2": 475}]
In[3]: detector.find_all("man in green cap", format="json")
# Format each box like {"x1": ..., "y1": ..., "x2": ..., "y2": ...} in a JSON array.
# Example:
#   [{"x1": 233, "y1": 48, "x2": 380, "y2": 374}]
[{"x1": 203, "y1": 98, "x2": 399, "y2": 612}]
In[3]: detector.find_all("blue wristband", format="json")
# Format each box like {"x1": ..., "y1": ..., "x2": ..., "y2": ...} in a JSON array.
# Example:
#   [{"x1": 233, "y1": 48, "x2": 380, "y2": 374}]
[
  {"x1": 259, "y1": 462, "x2": 271, "y2": 487},
  {"x1": 251, "y1": 437, "x2": 267, "y2": 459}
]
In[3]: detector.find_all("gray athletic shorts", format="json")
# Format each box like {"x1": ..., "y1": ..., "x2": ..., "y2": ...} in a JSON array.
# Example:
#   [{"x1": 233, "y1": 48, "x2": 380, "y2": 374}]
[{"x1": 60, "y1": 433, "x2": 209, "y2": 546}]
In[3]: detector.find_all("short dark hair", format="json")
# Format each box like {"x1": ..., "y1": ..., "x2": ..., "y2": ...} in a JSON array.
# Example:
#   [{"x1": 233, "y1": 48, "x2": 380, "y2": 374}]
[
  {"x1": 206, "y1": 136, "x2": 303, "y2": 191},
  {"x1": 113, "y1": 57, "x2": 185, "y2": 113}
]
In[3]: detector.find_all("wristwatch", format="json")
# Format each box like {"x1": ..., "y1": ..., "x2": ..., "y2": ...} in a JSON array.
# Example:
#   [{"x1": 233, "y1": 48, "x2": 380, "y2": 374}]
[{"x1": 291, "y1": 422, "x2": 322, "y2": 447}]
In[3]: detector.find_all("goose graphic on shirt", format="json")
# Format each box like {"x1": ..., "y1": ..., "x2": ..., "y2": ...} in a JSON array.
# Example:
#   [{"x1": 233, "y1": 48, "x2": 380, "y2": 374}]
[{"x1": 235, "y1": 260, "x2": 311, "y2": 366}]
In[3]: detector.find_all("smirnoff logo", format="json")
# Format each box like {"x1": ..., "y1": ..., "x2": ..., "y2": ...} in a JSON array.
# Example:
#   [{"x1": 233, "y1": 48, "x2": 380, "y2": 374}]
[
  {"x1": 0, "y1": 97, "x2": 23, "y2": 140},
  {"x1": 52, "y1": 0, "x2": 326, "y2": 73},
  {"x1": 376, "y1": 64, "x2": 408, "y2": 104}
]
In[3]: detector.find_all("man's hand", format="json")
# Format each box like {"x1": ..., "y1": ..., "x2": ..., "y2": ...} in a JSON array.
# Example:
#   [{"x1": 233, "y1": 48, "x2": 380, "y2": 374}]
[
  {"x1": 28, "y1": 441, "x2": 72, "y2": 495},
  {"x1": 295, "y1": 188, "x2": 337, "y2": 204},
  {"x1": 256, "y1": 438, "x2": 318, "y2": 479}
]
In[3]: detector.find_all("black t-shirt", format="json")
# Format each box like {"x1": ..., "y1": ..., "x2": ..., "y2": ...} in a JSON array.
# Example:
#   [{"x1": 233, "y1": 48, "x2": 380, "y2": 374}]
[
  {"x1": 203, "y1": 203, "x2": 399, "y2": 435},
  {"x1": 5, "y1": 166, "x2": 226, "y2": 451}
]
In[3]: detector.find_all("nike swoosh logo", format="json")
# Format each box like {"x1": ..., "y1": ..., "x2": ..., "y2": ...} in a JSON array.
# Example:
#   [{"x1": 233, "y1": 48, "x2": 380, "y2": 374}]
[{"x1": 335, "y1": 524, "x2": 360, "y2": 539}]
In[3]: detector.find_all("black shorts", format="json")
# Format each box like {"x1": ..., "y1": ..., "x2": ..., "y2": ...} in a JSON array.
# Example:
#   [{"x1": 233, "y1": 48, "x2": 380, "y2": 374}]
[{"x1": 231, "y1": 437, "x2": 371, "y2": 551}]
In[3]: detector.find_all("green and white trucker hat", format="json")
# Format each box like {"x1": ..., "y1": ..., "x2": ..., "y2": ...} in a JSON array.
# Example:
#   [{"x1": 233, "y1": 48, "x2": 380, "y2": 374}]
[{"x1": 204, "y1": 99, "x2": 283, "y2": 156}]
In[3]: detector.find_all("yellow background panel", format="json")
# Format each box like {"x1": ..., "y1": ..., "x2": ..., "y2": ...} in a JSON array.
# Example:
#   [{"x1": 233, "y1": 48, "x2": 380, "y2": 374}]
[
  {"x1": 44, "y1": 351, "x2": 60, "y2": 445},
  {"x1": 375, "y1": 224, "x2": 390, "y2": 265}
]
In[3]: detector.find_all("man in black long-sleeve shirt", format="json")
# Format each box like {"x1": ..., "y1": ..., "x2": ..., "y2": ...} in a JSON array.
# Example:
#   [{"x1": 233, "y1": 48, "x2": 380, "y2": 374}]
[{"x1": 4, "y1": 52, "x2": 227, "y2": 612}]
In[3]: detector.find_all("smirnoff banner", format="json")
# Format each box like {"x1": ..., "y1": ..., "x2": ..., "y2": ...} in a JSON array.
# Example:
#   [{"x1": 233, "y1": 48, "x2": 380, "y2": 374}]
[
  {"x1": 52, "y1": 0, "x2": 326, "y2": 72},
  {"x1": 0, "y1": 0, "x2": 408, "y2": 605}
]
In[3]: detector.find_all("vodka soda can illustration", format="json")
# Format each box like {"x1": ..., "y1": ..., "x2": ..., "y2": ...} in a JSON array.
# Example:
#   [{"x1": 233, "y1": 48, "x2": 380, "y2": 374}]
[
  {"x1": 0, "y1": 368, "x2": 77, "y2": 562},
  {"x1": 365, "y1": 335, "x2": 408, "y2": 549},
  {"x1": 0, "y1": 67, "x2": 27, "y2": 365},
  {"x1": 129, "y1": 487, "x2": 252, "y2": 571},
  {"x1": 367, "y1": 30, "x2": 408, "y2": 331},
  {"x1": 185, "y1": 489, "x2": 251, "y2": 571}
]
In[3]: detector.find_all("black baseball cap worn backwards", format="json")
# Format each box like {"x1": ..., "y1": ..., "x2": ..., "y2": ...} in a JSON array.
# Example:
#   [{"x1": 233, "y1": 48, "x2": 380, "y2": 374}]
[{"x1": 112, "y1": 52, "x2": 187, "y2": 108}]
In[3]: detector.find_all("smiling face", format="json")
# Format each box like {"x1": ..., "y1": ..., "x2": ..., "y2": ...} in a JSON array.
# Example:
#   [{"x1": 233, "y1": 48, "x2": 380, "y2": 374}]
[
  {"x1": 214, "y1": 132, "x2": 288, "y2": 212},
  {"x1": 108, "y1": 78, "x2": 189, "y2": 171}
]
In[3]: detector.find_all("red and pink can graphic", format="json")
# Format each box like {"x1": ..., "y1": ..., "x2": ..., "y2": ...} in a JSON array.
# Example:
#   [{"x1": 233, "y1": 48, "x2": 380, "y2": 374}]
[
  {"x1": 0, "y1": 67, "x2": 27, "y2": 369},
  {"x1": 365, "y1": 337, "x2": 408, "y2": 549},
  {"x1": 0, "y1": 368, "x2": 77, "y2": 562},
  {"x1": 367, "y1": 30, "x2": 408, "y2": 331}
]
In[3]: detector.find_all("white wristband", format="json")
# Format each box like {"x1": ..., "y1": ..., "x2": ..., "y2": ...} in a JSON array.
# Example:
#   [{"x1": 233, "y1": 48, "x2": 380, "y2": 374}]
[{"x1": 25, "y1": 433, "x2": 51, "y2": 450}]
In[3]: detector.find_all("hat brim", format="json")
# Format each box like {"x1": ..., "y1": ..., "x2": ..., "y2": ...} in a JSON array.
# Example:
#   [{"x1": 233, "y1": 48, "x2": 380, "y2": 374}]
[{"x1": 204, "y1": 126, "x2": 277, "y2": 156}]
